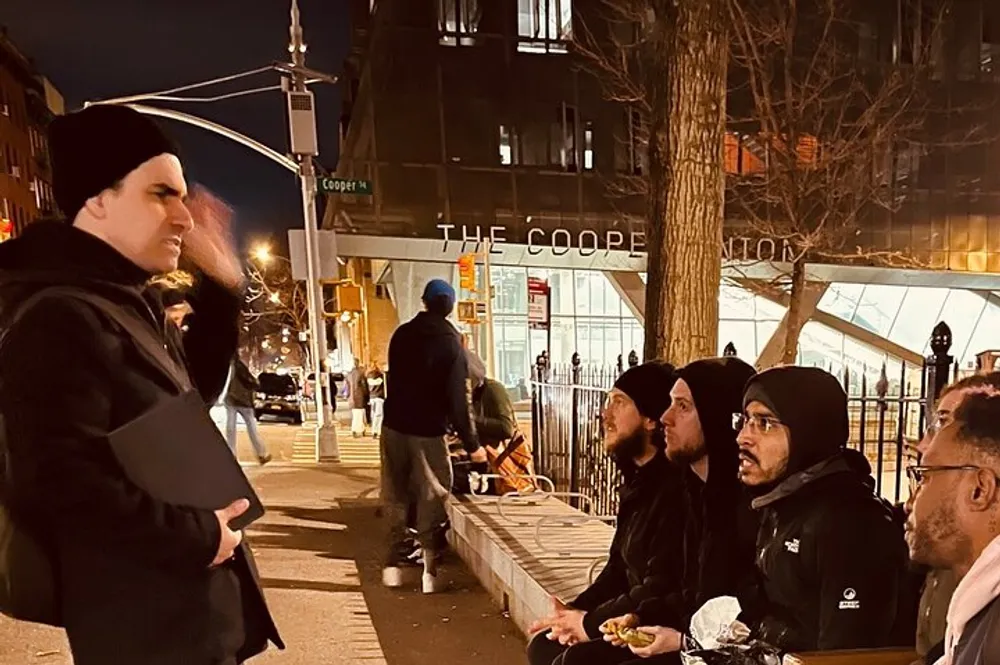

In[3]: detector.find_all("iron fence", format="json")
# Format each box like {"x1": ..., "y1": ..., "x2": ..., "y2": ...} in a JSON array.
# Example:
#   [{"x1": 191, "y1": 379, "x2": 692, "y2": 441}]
[{"x1": 530, "y1": 321, "x2": 966, "y2": 514}]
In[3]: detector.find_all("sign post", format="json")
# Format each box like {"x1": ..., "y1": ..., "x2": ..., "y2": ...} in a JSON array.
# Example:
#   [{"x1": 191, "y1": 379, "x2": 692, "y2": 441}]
[{"x1": 528, "y1": 276, "x2": 552, "y2": 360}]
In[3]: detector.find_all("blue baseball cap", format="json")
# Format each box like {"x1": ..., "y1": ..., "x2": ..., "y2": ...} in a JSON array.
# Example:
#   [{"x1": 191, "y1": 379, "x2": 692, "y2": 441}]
[{"x1": 422, "y1": 279, "x2": 456, "y2": 308}]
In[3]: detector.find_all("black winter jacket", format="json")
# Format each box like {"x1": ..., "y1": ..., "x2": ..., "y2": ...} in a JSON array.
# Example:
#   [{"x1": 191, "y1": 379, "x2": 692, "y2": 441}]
[
  {"x1": 739, "y1": 450, "x2": 908, "y2": 653},
  {"x1": 0, "y1": 222, "x2": 282, "y2": 665},
  {"x1": 636, "y1": 356, "x2": 760, "y2": 631},
  {"x1": 382, "y1": 311, "x2": 478, "y2": 452},
  {"x1": 570, "y1": 451, "x2": 686, "y2": 638}
]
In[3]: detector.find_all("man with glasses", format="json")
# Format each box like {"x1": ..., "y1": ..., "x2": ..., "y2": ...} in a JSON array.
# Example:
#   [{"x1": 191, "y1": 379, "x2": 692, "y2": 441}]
[
  {"x1": 911, "y1": 373, "x2": 1000, "y2": 663},
  {"x1": 906, "y1": 391, "x2": 1000, "y2": 665},
  {"x1": 734, "y1": 366, "x2": 908, "y2": 652}
]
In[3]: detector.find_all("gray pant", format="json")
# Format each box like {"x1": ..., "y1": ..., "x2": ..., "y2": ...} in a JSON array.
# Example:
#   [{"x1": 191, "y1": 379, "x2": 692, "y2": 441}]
[{"x1": 380, "y1": 427, "x2": 452, "y2": 570}]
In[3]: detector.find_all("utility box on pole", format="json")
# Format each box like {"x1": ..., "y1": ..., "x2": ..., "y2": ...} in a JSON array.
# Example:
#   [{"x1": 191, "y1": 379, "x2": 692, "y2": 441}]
[{"x1": 286, "y1": 90, "x2": 318, "y2": 156}]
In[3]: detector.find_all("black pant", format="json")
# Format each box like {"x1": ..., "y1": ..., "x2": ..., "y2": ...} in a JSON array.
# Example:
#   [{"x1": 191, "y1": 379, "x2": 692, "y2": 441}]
[{"x1": 527, "y1": 631, "x2": 679, "y2": 665}]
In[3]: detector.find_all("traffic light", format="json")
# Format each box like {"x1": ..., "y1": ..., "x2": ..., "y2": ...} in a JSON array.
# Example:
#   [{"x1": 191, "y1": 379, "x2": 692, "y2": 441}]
[{"x1": 458, "y1": 253, "x2": 476, "y2": 291}]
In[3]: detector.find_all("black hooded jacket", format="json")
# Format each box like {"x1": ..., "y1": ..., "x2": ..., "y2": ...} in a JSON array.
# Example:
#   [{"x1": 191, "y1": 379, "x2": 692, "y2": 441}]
[
  {"x1": 571, "y1": 450, "x2": 687, "y2": 638},
  {"x1": 0, "y1": 222, "x2": 281, "y2": 664},
  {"x1": 738, "y1": 367, "x2": 908, "y2": 653},
  {"x1": 635, "y1": 357, "x2": 760, "y2": 630},
  {"x1": 382, "y1": 311, "x2": 479, "y2": 452}
]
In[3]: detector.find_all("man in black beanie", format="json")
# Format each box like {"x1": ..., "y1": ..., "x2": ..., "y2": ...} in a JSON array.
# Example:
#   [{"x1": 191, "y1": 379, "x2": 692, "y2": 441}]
[
  {"x1": 0, "y1": 105, "x2": 281, "y2": 664},
  {"x1": 735, "y1": 366, "x2": 908, "y2": 653},
  {"x1": 599, "y1": 357, "x2": 760, "y2": 662},
  {"x1": 527, "y1": 361, "x2": 687, "y2": 665}
]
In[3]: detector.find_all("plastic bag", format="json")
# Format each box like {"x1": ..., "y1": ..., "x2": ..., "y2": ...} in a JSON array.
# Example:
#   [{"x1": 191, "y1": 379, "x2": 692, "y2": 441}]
[{"x1": 680, "y1": 597, "x2": 782, "y2": 665}]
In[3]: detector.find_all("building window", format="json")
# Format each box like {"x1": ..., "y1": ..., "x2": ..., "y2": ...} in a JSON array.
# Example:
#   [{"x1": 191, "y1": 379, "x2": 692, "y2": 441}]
[
  {"x1": 438, "y1": 0, "x2": 480, "y2": 47},
  {"x1": 583, "y1": 122, "x2": 593, "y2": 170},
  {"x1": 499, "y1": 124, "x2": 516, "y2": 165},
  {"x1": 617, "y1": 107, "x2": 644, "y2": 175},
  {"x1": 517, "y1": 0, "x2": 573, "y2": 54},
  {"x1": 557, "y1": 103, "x2": 577, "y2": 170},
  {"x1": 982, "y1": 3, "x2": 1000, "y2": 80}
]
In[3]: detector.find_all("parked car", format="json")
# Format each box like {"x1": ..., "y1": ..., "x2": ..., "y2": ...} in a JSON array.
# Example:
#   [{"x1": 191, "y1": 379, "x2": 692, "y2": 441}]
[{"x1": 254, "y1": 372, "x2": 302, "y2": 424}]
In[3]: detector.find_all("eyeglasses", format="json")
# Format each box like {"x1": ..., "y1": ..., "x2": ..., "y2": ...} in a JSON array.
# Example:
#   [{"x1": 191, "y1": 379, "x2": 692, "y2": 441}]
[
  {"x1": 732, "y1": 413, "x2": 782, "y2": 434},
  {"x1": 906, "y1": 464, "x2": 984, "y2": 493}
]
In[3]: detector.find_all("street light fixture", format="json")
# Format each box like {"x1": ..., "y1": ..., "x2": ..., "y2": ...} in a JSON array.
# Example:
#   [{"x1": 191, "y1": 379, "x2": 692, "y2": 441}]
[{"x1": 252, "y1": 244, "x2": 273, "y2": 264}]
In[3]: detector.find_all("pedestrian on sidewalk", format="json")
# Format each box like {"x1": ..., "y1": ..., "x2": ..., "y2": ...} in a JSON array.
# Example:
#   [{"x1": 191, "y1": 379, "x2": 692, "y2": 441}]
[
  {"x1": 0, "y1": 105, "x2": 281, "y2": 664},
  {"x1": 367, "y1": 360, "x2": 386, "y2": 438},
  {"x1": 381, "y1": 279, "x2": 485, "y2": 594},
  {"x1": 224, "y1": 357, "x2": 273, "y2": 466},
  {"x1": 348, "y1": 357, "x2": 370, "y2": 437}
]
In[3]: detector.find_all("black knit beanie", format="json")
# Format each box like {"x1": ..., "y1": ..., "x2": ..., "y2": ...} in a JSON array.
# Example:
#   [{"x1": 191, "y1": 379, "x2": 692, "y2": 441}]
[
  {"x1": 613, "y1": 360, "x2": 677, "y2": 421},
  {"x1": 677, "y1": 356, "x2": 758, "y2": 448},
  {"x1": 742, "y1": 366, "x2": 849, "y2": 476},
  {"x1": 49, "y1": 105, "x2": 180, "y2": 220}
]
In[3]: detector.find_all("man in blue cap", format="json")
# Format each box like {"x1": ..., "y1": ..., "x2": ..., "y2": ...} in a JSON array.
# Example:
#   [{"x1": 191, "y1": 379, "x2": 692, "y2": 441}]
[{"x1": 381, "y1": 278, "x2": 485, "y2": 593}]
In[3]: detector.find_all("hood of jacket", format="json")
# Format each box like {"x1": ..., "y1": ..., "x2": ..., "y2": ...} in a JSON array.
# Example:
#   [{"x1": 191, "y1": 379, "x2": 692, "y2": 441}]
[
  {"x1": 676, "y1": 356, "x2": 757, "y2": 501},
  {"x1": 743, "y1": 366, "x2": 850, "y2": 483},
  {"x1": 0, "y1": 219, "x2": 153, "y2": 313},
  {"x1": 408, "y1": 310, "x2": 462, "y2": 341}
]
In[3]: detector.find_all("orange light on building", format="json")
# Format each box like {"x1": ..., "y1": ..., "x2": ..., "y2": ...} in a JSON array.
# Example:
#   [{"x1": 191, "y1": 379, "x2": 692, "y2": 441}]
[{"x1": 0, "y1": 218, "x2": 12, "y2": 243}]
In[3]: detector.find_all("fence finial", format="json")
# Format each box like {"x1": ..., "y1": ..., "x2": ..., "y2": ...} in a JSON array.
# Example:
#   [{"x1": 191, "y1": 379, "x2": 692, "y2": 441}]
[
  {"x1": 628, "y1": 350, "x2": 639, "y2": 368},
  {"x1": 723, "y1": 342, "x2": 737, "y2": 357}
]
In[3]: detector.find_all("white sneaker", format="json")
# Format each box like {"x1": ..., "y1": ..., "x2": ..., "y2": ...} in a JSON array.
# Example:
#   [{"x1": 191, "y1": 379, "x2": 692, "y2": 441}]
[
  {"x1": 422, "y1": 571, "x2": 444, "y2": 594},
  {"x1": 382, "y1": 566, "x2": 404, "y2": 588}
]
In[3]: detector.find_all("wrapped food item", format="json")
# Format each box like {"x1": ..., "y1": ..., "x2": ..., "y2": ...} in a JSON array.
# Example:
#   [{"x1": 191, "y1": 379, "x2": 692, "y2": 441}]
[
  {"x1": 680, "y1": 597, "x2": 782, "y2": 665},
  {"x1": 599, "y1": 615, "x2": 656, "y2": 648}
]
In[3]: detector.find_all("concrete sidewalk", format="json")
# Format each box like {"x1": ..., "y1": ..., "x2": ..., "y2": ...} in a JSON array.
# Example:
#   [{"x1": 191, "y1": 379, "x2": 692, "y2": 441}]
[{"x1": 0, "y1": 465, "x2": 525, "y2": 665}]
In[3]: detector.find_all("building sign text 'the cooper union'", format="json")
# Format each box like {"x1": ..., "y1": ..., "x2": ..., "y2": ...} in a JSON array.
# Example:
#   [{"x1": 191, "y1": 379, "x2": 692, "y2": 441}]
[{"x1": 436, "y1": 224, "x2": 800, "y2": 263}]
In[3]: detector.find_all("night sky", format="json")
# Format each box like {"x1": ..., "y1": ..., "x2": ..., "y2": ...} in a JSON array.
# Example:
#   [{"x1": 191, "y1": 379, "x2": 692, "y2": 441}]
[{"x1": 0, "y1": 0, "x2": 350, "y2": 249}]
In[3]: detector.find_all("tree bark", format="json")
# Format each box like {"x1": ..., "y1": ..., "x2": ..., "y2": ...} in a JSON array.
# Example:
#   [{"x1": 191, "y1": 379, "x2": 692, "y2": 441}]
[
  {"x1": 781, "y1": 258, "x2": 808, "y2": 365},
  {"x1": 646, "y1": 0, "x2": 729, "y2": 366}
]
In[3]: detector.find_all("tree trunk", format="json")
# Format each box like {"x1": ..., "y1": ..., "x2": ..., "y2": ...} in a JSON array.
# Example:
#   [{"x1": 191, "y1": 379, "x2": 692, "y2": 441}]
[
  {"x1": 781, "y1": 258, "x2": 808, "y2": 365},
  {"x1": 646, "y1": 0, "x2": 729, "y2": 366}
]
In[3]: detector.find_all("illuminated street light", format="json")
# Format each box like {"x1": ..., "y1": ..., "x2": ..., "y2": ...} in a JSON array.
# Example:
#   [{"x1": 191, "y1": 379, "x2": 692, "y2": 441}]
[
  {"x1": 252, "y1": 244, "x2": 273, "y2": 264},
  {"x1": 269, "y1": 292, "x2": 282, "y2": 304}
]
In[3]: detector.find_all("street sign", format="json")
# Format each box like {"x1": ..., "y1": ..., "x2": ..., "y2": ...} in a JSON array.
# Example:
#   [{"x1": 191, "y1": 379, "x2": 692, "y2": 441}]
[
  {"x1": 458, "y1": 253, "x2": 477, "y2": 290},
  {"x1": 319, "y1": 177, "x2": 373, "y2": 195},
  {"x1": 528, "y1": 277, "x2": 550, "y2": 330}
]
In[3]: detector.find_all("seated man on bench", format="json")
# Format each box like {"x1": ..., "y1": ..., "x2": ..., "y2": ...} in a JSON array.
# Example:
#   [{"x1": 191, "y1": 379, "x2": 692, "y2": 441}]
[{"x1": 526, "y1": 361, "x2": 683, "y2": 665}]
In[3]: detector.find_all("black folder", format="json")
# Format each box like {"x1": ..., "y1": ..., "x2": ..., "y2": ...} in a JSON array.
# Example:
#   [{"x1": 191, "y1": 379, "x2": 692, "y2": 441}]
[{"x1": 108, "y1": 390, "x2": 265, "y2": 531}]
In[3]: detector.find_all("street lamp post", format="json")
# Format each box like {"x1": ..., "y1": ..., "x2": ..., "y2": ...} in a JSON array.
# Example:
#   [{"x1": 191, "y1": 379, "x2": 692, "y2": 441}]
[{"x1": 286, "y1": 0, "x2": 337, "y2": 455}]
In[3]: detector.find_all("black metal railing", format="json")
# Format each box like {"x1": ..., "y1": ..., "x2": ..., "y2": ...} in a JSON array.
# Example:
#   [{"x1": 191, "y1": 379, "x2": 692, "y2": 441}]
[{"x1": 530, "y1": 320, "x2": 966, "y2": 513}]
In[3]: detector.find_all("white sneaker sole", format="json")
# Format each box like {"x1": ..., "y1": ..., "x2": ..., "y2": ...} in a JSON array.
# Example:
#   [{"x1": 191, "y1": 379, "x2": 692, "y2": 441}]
[{"x1": 382, "y1": 567, "x2": 404, "y2": 588}]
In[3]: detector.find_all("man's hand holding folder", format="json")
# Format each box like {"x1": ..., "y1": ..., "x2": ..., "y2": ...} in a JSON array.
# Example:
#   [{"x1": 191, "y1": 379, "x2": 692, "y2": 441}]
[{"x1": 212, "y1": 498, "x2": 251, "y2": 566}]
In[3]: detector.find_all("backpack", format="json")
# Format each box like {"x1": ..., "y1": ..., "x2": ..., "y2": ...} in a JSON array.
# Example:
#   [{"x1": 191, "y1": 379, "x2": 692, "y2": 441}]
[{"x1": 0, "y1": 286, "x2": 191, "y2": 626}]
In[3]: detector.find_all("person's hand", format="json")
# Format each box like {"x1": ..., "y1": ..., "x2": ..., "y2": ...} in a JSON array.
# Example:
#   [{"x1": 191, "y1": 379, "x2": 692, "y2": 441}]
[
  {"x1": 627, "y1": 626, "x2": 683, "y2": 658},
  {"x1": 528, "y1": 597, "x2": 568, "y2": 635},
  {"x1": 183, "y1": 185, "x2": 244, "y2": 290},
  {"x1": 211, "y1": 498, "x2": 250, "y2": 566},
  {"x1": 600, "y1": 614, "x2": 639, "y2": 647},
  {"x1": 468, "y1": 447, "x2": 488, "y2": 464},
  {"x1": 547, "y1": 608, "x2": 588, "y2": 646}
]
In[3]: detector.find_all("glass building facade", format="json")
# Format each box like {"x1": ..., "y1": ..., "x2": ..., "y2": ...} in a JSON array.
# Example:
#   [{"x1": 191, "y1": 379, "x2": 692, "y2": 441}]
[{"x1": 450, "y1": 266, "x2": 1000, "y2": 395}]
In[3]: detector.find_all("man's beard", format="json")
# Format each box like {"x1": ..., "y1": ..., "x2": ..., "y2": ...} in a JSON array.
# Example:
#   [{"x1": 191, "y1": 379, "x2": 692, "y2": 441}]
[
  {"x1": 910, "y1": 501, "x2": 970, "y2": 569},
  {"x1": 609, "y1": 427, "x2": 649, "y2": 463}
]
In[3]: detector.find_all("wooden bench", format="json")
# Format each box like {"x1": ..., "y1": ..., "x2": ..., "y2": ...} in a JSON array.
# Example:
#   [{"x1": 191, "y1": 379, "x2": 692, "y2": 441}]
[{"x1": 445, "y1": 492, "x2": 614, "y2": 636}]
